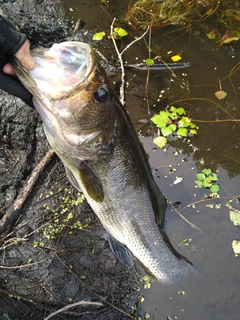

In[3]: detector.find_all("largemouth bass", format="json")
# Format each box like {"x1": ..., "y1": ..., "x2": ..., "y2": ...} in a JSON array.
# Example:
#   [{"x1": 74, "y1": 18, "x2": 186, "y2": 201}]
[{"x1": 12, "y1": 41, "x2": 191, "y2": 283}]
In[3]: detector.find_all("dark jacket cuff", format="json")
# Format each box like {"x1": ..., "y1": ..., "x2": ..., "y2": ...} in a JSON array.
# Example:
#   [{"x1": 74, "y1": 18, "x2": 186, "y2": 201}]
[{"x1": 0, "y1": 14, "x2": 27, "y2": 55}]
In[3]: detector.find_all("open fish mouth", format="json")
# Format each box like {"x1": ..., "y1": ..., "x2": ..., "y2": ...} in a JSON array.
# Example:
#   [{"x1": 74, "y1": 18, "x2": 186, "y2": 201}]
[{"x1": 13, "y1": 41, "x2": 95, "y2": 100}]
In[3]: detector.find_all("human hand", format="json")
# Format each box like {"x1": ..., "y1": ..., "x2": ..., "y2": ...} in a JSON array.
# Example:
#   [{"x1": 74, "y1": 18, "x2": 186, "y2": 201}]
[
  {"x1": 4, "y1": 39, "x2": 35, "y2": 75},
  {"x1": 0, "y1": 14, "x2": 35, "y2": 108}
]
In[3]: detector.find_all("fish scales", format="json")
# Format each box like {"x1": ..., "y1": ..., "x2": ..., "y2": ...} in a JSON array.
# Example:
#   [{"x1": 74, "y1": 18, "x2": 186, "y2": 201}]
[{"x1": 12, "y1": 41, "x2": 191, "y2": 283}]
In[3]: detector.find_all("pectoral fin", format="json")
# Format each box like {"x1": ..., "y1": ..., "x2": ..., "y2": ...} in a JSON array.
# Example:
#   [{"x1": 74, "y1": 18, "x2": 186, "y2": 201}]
[
  {"x1": 108, "y1": 234, "x2": 134, "y2": 268},
  {"x1": 65, "y1": 166, "x2": 82, "y2": 192},
  {"x1": 65, "y1": 161, "x2": 104, "y2": 202}
]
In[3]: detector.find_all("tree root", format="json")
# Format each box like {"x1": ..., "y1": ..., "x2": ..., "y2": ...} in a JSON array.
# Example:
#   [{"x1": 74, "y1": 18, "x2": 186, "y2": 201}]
[{"x1": 0, "y1": 149, "x2": 55, "y2": 236}]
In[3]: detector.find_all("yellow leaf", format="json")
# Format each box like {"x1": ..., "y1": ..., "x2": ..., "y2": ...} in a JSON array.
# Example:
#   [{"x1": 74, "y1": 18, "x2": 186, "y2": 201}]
[
  {"x1": 232, "y1": 240, "x2": 240, "y2": 257},
  {"x1": 171, "y1": 55, "x2": 182, "y2": 62},
  {"x1": 219, "y1": 37, "x2": 239, "y2": 46},
  {"x1": 217, "y1": 37, "x2": 240, "y2": 46},
  {"x1": 215, "y1": 90, "x2": 227, "y2": 100},
  {"x1": 206, "y1": 30, "x2": 216, "y2": 39},
  {"x1": 153, "y1": 136, "x2": 167, "y2": 148}
]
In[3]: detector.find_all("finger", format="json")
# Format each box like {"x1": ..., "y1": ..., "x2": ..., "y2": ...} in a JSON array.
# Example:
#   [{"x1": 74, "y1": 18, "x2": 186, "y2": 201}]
[
  {"x1": 15, "y1": 39, "x2": 35, "y2": 71},
  {"x1": 3, "y1": 63, "x2": 16, "y2": 76}
]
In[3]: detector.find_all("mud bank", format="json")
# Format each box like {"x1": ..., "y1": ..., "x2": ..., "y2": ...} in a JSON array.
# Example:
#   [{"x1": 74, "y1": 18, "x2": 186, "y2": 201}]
[{"x1": 0, "y1": 1, "x2": 139, "y2": 319}]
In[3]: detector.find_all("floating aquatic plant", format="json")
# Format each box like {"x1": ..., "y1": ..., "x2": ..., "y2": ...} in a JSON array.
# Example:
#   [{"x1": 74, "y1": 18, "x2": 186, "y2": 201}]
[
  {"x1": 195, "y1": 168, "x2": 220, "y2": 195},
  {"x1": 151, "y1": 106, "x2": 197, "y2": 148}
]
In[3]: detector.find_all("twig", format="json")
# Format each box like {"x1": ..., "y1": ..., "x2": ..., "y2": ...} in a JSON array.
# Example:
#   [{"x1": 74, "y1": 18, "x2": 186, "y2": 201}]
[
  {"x1": 43, "y1": 300, "x2": 102, "y2": 320},
  {"x1": 0, "y1": 254, "x2": 55, "y2": 269},
  {"x1": 192, "y1": 119, "x2": 240, "y2": 122},
  {"x1": 110, "y1": 17, "x2": 149, "y2": 105},
  {"x1": 173, "y1": 207, "x2": 204, "y2": 234},
  {"x1": 145, "y1": 26, "x2": 152, "y2": 115},
  {"x1": 0, "y1": 149, "x2": 55, "y2": 236}
]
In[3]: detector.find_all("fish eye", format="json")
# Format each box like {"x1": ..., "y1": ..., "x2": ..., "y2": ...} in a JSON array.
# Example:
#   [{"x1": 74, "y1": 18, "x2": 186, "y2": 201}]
[{"x1": 94, "y1": 87, "x2": 108, "y2": 103}]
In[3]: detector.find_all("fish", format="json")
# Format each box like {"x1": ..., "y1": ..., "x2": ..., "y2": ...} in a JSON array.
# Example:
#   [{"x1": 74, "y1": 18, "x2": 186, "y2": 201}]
[{"x1": 12, "y1": 41, "x2": 191, "y2": 283}]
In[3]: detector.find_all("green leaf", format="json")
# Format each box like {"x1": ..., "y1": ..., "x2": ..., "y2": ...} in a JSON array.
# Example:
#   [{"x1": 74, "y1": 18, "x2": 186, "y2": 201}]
[
  {"x1": 159, "y1": 111, "x2": 172, "y2": 120},
  {"x1": 162, "y1": 126, "x2": 174, "y2": 137},
  {"x1": 168, "y1": 112, "x2": 178, "y2": 120},
  {"x1": 202, "y1": 168, "x2": 212, "y2": 176},
  {"x1": 144, "y1": 58, "x2": 154, "y2": 65},
  {"x1": 151, "y1": 112, "x2": 171, "y2": 127},
  {"x1": 180, "y1": 117, "x2": 195, "y2": 128},
  {"x1": 196, "y1": 173, "x2": 205, "y2": 181},
  {"x1": 114, "y1": 27, "x2": 128, "y2": 37},
  {"x1": 92, "y1": 31, "x2": 106, "y2": 40},
  {"x1": 178, "y1": 117, "x2": 189, "y2": 128},
  {"x1": 151, "y1": 116, "x2": 168, "y2": 129},
  {"x1": 208, "y1": 173, "x2": 218, "y2": 181},
  {"x1": 169, "y1": 106, "x2": 180, "y2": 119},
  {"x1": 188, "y1": 122, "x2": 197, "y2": 128},
  {"x1": 168, "y1": 123, "x2": 177, "y2": 132},
  {"x1": 170, "y1": 106, "x2": 177, "y2": 113},
  {"x1": 195, "y1": 180, "x2": 203, "y2": 188},
  {"x1": 176, "y1": 107, "x2": 186, "y2": 115},
  {"x1": 151, "y1": 106, "x2": 197, "y2": 138},
  {"x1": 177, "y1": 128, "x2": 188, "y2": 137},
  {"x1": 203, "y1": 180, "x2": 211, "y2": 188},
  {"x1": 210, "y1": 184, "x2": 220, "y2": 193}
]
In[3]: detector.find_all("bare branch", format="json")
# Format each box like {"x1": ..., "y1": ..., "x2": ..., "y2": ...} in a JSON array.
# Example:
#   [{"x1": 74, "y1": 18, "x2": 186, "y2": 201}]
[
  {"x1": 110, "y1": 18, "x2": 149, "y2": 105},
  {"x1": 43, "y1": 300, "x2": 102, "y2": 320}
]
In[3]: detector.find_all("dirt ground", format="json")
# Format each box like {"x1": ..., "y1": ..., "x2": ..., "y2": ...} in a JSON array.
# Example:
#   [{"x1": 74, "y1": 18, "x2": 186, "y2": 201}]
[{"x1": 0, "y1": 1, "x2": 139, "y2": 319}]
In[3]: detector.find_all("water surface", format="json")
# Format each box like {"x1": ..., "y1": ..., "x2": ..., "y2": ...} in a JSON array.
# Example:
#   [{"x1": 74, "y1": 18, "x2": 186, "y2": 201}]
[{"x1": 62, "y1": 1, "x2": 240, "y2": 319}]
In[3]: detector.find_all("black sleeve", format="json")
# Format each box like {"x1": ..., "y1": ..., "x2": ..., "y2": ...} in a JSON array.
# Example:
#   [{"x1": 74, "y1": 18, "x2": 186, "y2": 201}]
[
  {"x1": 0, "y1": 14, "x2": 27, "y2": 55},
  {"x1": 0, "y1": 71, "x2": 34, "y2": 108}
]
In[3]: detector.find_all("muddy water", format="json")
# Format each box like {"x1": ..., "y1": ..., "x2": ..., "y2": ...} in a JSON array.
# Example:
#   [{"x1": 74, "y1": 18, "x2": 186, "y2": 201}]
[{"x1": 62, "y1": 1, "x2": 240, "y2": 319}]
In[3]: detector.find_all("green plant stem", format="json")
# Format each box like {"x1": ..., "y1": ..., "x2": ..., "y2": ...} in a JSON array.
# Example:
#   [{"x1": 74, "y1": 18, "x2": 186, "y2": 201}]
[{"x1": 171, "y1": 97, "x2": 239, "y2": 124}]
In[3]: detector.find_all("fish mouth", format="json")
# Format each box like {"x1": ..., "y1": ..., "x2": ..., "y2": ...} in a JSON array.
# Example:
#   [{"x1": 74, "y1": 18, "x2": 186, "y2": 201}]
[{"x1": 13, "y1": 41, "x2": 95, "y2": 100}]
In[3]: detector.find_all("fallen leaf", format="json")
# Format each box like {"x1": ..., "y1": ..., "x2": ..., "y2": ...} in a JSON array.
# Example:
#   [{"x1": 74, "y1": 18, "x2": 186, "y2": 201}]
[
  {"x1": 206, "y1": 30, "x2": 216, "y2": 39},
  {"x1": 153, "y1": 136, "x2": 167, "y2": 148},
  {"x1": 230, "y1": 210, "x2": 240, "y2": 226},
  {"x1": 232, "y1": 240, "x2": 240, "y2": 257},
  {"x1": 219, "y1": 36, "x2": 239, "y2": 46},
  {"x1": 215, "y1": 90, "x2": 227, "y2": 100},
  {"x1": 171, "y1": 54, "x2": 182, "y2": 62}
]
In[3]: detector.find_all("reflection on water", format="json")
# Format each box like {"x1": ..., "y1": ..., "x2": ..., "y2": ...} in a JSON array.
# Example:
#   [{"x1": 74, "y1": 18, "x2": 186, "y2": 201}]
[{"x1": 62, "y1": 0, "x2": 240, "y2": 319}]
